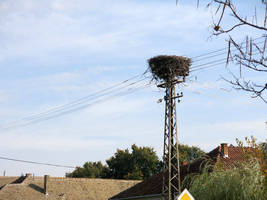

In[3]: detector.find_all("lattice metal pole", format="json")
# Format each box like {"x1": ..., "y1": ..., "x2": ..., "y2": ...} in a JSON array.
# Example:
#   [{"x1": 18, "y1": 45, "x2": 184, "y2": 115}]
[{"x1": 162, "y1": 81, "x2": 181, "y2": 200}]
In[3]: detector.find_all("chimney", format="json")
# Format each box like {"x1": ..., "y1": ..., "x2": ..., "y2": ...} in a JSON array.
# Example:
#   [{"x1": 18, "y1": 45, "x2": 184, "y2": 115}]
[
  {"x1": 221, "y1": 143, "x2": 228, "y2": 158},
  {"x1": 182, "y1": 161, "x2": 188, "y2": 166},
  {"x1": 44, "y1": 175, "x2": 49, "y2": 195}
]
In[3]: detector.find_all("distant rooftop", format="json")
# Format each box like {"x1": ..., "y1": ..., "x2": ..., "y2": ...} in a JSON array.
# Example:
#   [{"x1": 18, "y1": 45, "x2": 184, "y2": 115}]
[
  {"x1": 0, "y1": 176, "x2": 20, "y2": 189},
  {"x1": 0, "y1": 175, "x2": 140, "y2": 200}
]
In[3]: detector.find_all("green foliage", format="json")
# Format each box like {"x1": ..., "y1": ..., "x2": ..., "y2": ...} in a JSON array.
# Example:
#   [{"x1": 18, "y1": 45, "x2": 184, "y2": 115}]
[
  {"x1": 184, "y1": 137, "x2": 267, "y2": 200},
  {"x1": 186, "y1": 158, "x2": 267, "y2": 200},
  {"x1": 106, "y1": 144, "x2": 160, "y2": 180},
  {"x1": 178, "y1": 144, "x2": 205, "y2": 163},
  {"x1": 66, "y1": 161, "x2": 109, "y2": 178},
  {"x1": 106, "y1": 148, "x2": 133, "y2": 179},
  {"x1": 66, "y1": 143, "x2": 205, "y2": 180}
]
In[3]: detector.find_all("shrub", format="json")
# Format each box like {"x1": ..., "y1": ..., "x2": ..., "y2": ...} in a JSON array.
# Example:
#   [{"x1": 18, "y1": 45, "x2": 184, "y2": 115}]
[{"x1": 186, "y1": 157, "x2": 267, "y2": 200}]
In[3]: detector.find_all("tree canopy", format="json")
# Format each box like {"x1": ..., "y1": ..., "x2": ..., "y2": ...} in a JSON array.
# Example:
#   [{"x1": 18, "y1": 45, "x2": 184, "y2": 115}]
[
  {"x1": 179, "y1": 144, "x2": 205, "y2": 163},
  {"x1": 66, "y1": 161, "x2": 109, "y2": 178},
  {"x1": 107, "y1": 144, "x2": 161, "y2": 180},
  {"x1": 66, "y1": 144, "x2": 205, "y2": 180}
]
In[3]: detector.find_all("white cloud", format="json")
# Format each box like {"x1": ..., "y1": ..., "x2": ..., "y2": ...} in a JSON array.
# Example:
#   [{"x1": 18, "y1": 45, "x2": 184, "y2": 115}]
[{"x1": 0, "y1": 0, "x2": 211, "y2": 62}]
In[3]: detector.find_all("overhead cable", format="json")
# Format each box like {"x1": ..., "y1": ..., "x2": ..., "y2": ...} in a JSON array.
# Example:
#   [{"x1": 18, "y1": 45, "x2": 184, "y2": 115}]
[{"x1": 0, "y1": 156, "x2": 75, "y2": 168}]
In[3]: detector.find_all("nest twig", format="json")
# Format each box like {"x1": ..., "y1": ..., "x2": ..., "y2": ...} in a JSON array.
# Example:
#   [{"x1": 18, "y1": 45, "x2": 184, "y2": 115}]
[{"x1": 148, "y1": 55, "x2": 191, "y2": 82}]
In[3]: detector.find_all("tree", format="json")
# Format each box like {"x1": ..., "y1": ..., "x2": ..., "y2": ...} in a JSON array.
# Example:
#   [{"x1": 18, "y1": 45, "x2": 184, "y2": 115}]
[
  {"x1": 106, "y1": 144, "x2": 205, "y2": 179},
  {"x1": 178, "y1": 144, "x2": 205, "y2": 163},
  {"x1": 105, "y1": 147, "x2": 134, "y2": 179},
  {"x1": 66, "y1": 144, "x2": 205, "y2": 180},
  {"x1": 66, "y1": 161, "x2": 109, "y2": 178},
  {"x1": 106, "y1": 144, "x2": 161, "y2": 180}
]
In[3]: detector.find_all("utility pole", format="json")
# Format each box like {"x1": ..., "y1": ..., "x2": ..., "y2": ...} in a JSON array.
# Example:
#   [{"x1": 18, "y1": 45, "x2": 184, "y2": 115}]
[
  {"x1": 148, "y1": 55, "x2": 191, "y2": 200},
  {"x1": 158, "y1": 80, "x2": 183, "y2": 200}
]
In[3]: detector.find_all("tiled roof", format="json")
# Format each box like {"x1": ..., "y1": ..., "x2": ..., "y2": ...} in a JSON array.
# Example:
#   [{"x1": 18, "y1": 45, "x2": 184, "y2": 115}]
[
  {"x1": 219, "y1": 146, "x2": 248, "y2": 168},
  {"x1": 0, "y1": 176, "x2": 140, "y2": 200},
  {"x1": 110, "y1": 145, "x2": 248, "y2": 200}
]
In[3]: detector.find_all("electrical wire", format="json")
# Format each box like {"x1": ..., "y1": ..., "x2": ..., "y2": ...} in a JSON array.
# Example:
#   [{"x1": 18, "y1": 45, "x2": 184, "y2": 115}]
[
  {"x1": 190, "y1": 50, "x2": 264, "y2": 73},
  {"x1": 190, "y1": 36, "x2": 265, "y2": 60},
  {"x1": 2, "y1": 35, "x2": 266, "y2": 170},
  {"x1": 2, "y1": 36, "x2": 266, "y2": 130},
  {"x1": 0, "y1": 79, "x2": 149, "y2": 130},
  {"x1": 0, "y1": 72, "x2": 150, "y2": 130},
  {"x1": 22, "y1": 77, "x2": 149, "y2": 121},
  {"x1": 192, "y1": 39, "x2": 265, "y2": 63},
  {"x1": 17, "y1": 73, "x2": 146, "y2": 121},
  {"x1": 0, "y1": 156, "x2": 75, "y2": 168},
  {"x1": 1, "y1": 81, "x2": 152, "y2": 130},
  {"x1": 190, "y1": 61, "x2": 226, "y2": 73},
  {"x1": 23, "y1": 74, "x2": 141, "y2": 120},
  {"x1": 191, "y1": 57, "x2": 227, "y2": 70}
]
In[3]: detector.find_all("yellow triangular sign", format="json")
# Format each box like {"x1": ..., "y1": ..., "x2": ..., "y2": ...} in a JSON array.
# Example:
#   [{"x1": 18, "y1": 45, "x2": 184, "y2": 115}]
[{"x1": 177, "y1": 189, "x2": 195, "y2": 200}]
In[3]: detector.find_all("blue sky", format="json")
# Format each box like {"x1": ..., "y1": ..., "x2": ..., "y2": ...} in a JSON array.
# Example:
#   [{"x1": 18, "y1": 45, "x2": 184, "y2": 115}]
[{"x1": 0, "y1": 0, "x2": 266, "y2": 176}]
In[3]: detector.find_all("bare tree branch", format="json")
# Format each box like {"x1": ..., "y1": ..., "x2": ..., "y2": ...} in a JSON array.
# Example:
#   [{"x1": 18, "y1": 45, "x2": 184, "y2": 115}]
[
  {"x1": 176, "y1": 0, "x2": 267, "y2": 102},
  {"x1": 210, "y1": 0, "x2": 267, "y2": 102},
  {"x1": 213, "y1": 0, "x2": 267, "y2": 32}
]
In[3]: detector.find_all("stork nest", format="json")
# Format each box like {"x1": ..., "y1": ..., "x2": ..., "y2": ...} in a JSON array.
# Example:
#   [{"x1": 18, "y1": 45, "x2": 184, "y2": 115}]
[{"x1": 148, "y1": 55, "x2": 191, "y2": 82}]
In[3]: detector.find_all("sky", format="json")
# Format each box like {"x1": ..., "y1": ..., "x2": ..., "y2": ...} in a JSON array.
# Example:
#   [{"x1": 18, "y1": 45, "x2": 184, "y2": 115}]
[{"x1": 0, "y1": 0, "x2": 266, "y2": 177}]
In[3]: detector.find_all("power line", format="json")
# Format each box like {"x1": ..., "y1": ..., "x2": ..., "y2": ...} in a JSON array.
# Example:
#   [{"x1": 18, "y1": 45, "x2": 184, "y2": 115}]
[
  {"x1": 190, "y1": 38, "x2": 266, "y2": 71},
  {"x1": 0, "y1": 156, "x2": 75, "y2": 168},
  {"x1": 1, "y1": 81, "x2": 152, "y2": 130},
  {"x1": 190, "y1": 36, "x2": 265, "y2": 60},
  {"x1": 1, "y1": 47, "x2": 261, "y2": 130},
  {"x1": 190, "y1": 60, "x2": 226, "y2": 73},
  {"x1": 190, "y1": 50, "x2": 264, "y2": 73},
  {"x1": 191, "y1": 57, "x2": 226, "y2": 70},
  {"x1": 2, "y1": 36, "x2": 266, "y2": 130},
  {"x1": 23, "y1": 77, "x2": 149, "y2": 121},
  {"x1": 1, "y1": 80, "x2": 150, "y2": 130},
  {"x1": 0, "y1": 72, "x2": 150, "y2": 130},
  {"x1": 192, "y1": 39, "x2": 265, "y2": 63},
  {"x1": 19, "y1": 73, "x2": 146, "y2": 121},
  {"x1": 2, "y1": 36, "x2": 265, "y2": 172}
]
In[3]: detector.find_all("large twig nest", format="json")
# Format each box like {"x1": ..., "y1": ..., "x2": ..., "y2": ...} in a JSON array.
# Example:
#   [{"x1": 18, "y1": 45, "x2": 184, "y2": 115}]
[{"x1": 148, "y1": 55, "x2": 191, "y2": 82}]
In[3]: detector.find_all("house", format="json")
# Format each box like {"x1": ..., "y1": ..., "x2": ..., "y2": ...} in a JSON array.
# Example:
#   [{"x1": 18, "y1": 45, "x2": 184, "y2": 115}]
[
  {"x1": 0, "y1": 174, "x2": 140, "y2": 200},
  {"x1": 110, "y1": 143, "x2": 247, "y2": 200}
]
